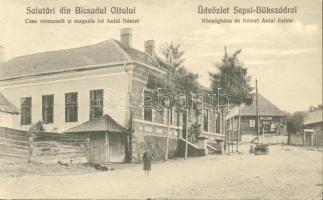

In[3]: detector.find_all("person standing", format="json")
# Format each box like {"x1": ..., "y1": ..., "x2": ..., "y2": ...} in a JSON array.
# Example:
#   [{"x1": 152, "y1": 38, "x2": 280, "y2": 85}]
[{"x1": 142, "y1": 150, "x2": 152, "y2": 176}]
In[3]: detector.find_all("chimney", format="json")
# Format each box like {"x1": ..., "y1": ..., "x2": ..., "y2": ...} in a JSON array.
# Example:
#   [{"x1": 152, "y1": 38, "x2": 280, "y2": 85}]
[
  {"x1": 144, "y1": 40, "x2": 155, "y2": 56},
  {"x1": 0, "y1": 45, "x2": 4, "y2": 63},
  {"x1": 120, "y1": 28, "x2": 132, "y2": 47}
]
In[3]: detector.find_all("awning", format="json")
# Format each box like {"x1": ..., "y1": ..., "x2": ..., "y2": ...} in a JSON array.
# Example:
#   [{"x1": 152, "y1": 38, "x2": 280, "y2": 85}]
[{"x1": 64, "y1": 114, "x2": 128, "y2": 134}]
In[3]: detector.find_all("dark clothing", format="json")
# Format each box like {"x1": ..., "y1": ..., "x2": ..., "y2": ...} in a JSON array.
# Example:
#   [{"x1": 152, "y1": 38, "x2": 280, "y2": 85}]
[{"x1": 143, "y1": 151, "x2": 152, "y2": 171}]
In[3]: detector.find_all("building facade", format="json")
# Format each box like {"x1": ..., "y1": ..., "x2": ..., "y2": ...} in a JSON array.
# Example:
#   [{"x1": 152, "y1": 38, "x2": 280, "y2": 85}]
[
  {"x1": 0, "y1": 93, "x2": 19, "y2": 128},
  {"x1": 303, "y1": 109, "x2": 323, "y2": 146},
  {"x1": 0, "y1": 28, "x2": 223, "y2": 163},
  {"x1": 227, "y1": 94, "x2": 287, "y2": 143}
]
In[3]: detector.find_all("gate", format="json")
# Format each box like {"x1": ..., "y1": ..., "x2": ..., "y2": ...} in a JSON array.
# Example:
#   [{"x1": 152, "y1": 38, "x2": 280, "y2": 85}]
[
  {"x1": 89, "y1": 133, "x2": 107, "y2": 164},
  {"x1": 89, "y1": 132, "x2": 126, "y2": 164},
  {"x1": 109, "y1": 133, "x2": 126, "y2": 163}
]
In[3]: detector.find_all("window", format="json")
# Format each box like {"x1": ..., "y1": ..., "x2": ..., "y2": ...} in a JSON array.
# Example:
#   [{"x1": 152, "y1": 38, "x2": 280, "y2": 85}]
[
  {"x1": 249, "y1": 119, "x2": 256, "y2": 128},
  {"x1": 143, "y1": 90, "x2": 152, "y2": 121},
  {"x1": 203, "y1": 109, "x2": 209, "y2": 132},
  {"x1": 42, "y1": 95, "x2": 54, "y2": 124},
  {"x1": 21, "y1": 97, "x2": 32, "y2": 125},
  {"x1": 65, "y1": 92, "x2": 78, "y2": 122},
  {"x1": 90, "y1": 89, "x2": 103, "y2": 120}
]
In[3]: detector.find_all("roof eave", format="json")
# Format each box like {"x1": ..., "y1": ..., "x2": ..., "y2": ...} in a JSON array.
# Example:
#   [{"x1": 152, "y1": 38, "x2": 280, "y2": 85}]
[{"x1": 0, "y1": 60, "x2": 166, "y2": 82}]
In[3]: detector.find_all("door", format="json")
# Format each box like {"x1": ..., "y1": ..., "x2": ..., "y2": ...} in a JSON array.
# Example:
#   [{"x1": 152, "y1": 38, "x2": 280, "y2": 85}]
[
  {"x1": 305, "y1": 132, "x2": 312, "y2": 146},
  {"x1": 261, "y1": 120, "x2": 271, "y2": 134},
  {"x1": 109, "y1": 133, "x2": 126, "y2": 163},
  {"x1": 89, "y1": 133, "x2": 107, "y2": 164}
]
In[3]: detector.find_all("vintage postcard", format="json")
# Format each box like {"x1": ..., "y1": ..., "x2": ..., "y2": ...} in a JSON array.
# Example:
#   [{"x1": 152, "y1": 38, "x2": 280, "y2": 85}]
[{"x1": 0, "y1": 0, "x2": 322, "y2": 199}]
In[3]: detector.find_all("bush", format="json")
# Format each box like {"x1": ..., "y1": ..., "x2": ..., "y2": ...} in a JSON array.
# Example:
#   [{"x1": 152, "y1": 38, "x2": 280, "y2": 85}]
[{"x1": 28, "y1": 121, "x2": 45, "y2": 133}]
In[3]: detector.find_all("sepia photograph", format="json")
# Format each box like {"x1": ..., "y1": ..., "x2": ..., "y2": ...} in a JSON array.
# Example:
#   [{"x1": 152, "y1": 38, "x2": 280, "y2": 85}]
[{"x1": 0, "y1": 0, "x2": 322, "y2": 199}]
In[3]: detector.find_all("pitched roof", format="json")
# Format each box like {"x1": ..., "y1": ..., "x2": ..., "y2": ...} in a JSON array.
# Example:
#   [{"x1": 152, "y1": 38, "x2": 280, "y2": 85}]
[
  {"x1": 229, "y1": 93, "x2": 286, "y2": 117},
  {"x1": 304, "y1": 109, "x2": 322, "y2": 125},
  {"x1": 64, "y1": 114, "x2": 128, "y2": 134},
  {"x1": 0, "y1": 39, "x2": 164, "y2": 80},
  {"x1": 0, "y1": 93, "x2": 19, "y2": 114}
]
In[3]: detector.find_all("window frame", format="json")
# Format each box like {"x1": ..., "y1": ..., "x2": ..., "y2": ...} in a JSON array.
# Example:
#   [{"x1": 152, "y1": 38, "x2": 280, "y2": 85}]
[
  {"x1": 42, "y1": 95, "x2": 54, "y2": 124},
  {"x1": 249, "y1": 119, "x2": 256, "y2": 128},
  {"x1": 21, "y1": 97, "x2": 32, "y2": 125},
  {"x1": 143, "y1": 90, "x2": 153, "y2": 122},
  {"x1": 90, "y1": 89, "x2": 104, "y2": 120},
  {"x1": 65, "y1": 92, "x2": 78, "y2": 123}
]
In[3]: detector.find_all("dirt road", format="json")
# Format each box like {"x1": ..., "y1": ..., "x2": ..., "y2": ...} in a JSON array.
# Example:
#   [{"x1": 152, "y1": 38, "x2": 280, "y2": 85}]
[{"x1": 0, "y1": 145, "x2": 322, "y2": 199}]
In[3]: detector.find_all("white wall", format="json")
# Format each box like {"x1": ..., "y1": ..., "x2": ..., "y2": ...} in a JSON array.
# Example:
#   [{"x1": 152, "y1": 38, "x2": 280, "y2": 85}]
[
  {"x1": 0, "y1": 111, "x2": 18, "y2": 128},
  {"x1": 0, "y1": 65, "x2": 133, "y2": 132}
]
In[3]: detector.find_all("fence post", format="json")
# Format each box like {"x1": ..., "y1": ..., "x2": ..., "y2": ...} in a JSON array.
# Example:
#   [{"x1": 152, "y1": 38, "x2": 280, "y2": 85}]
[{"x1": 28, "y1": 133, "x2": 34, "y2": 162}]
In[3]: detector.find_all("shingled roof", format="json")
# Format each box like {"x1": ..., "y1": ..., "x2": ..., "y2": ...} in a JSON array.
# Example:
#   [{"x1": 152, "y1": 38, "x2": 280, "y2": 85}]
[
  {"x1": 304, "y1": 109, "x2": 322, "y2": 125},
  {"x1": 0, "y1": 39, "x2": 164, "y2": 80},
  {"x1": 228, "y1": 93, "x2": 286, "y2": 117},
  {"x1": 0, "y1": 93, "x2": 19, "y2": 114},
  {"x1": 64, "y1": 114, "x2": 128, "y2": 134}
]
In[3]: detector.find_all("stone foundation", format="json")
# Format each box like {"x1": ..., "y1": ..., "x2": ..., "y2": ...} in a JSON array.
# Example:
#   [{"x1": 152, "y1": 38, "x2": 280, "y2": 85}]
[{"x1": 132, "y1": 135, "x2": 178, "y2": 162}]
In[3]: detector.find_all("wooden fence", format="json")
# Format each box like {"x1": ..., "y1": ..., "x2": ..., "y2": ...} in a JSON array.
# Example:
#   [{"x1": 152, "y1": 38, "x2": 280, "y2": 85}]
[
  {"x1": 0, "y1": 127, "x2": 89, "y2": 164},
  {"x1": 313, "y1": 134, "x2": 323, "y2": 146},
  {"x1": 31, "y1": 132, "x2": 89, "y2": 164},
  {"x1": 0, "y1": 127, "x2": 30, "y2": 163},
  {"x1": 289, "y1": 134, "x2": 303, "y2": 146}
]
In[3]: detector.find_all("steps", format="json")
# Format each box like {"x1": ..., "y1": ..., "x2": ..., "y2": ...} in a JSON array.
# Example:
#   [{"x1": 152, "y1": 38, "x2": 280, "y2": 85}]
[
  {"x1": 207, "y1": 144, "x2": 222, "y2": 154},
  {"x1": 177, "y1": 138, "x2": 205, "y2": 157}
]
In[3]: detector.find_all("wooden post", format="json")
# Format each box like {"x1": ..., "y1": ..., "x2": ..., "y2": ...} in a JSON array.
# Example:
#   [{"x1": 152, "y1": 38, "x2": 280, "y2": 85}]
[
  {"x1": 28, "y1": 133, "x2": 34, "y2": 162},
  {"x1": 262, "y1": 126, "x2": 265, "y2": 144},
  {"x1": 231, "y1": 115, "x2": 234, "y2": 153},
  {"x1": 256, "y1": 79, "x2": 260, "y2": 146},
  {"x1": 185, "y1": 110, "x2": 189, "y2": 160},
  {"x1": 237, "y1": 103, "x2": 241, "y2": 152},
  {"x1": 165, "y1": 109, "x2": 170, "y2": 161},
  {"x1": 214, "y1": 110, "x2": 217, "y2": 134},
  {"x1": 229, "y1": 117, "x2": 231, "y2": 153}
]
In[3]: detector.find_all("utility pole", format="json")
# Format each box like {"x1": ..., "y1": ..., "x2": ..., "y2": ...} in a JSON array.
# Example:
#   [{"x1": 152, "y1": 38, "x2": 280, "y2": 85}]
[
  {"x1": 223, "y1": 95, "x2": 230, "y2": 155},
  {"x1": 237, "y1": 100, "x2": 241, "y2": 152},
  {"x1": 256, "y1": 79, "x2": 260, "y2": 146}
]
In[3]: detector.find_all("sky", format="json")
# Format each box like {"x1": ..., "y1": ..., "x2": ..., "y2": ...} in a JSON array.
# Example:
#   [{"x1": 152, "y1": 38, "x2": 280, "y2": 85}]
[{"x1": 0, "y1": 0, "x2": 322, "y2": 113}]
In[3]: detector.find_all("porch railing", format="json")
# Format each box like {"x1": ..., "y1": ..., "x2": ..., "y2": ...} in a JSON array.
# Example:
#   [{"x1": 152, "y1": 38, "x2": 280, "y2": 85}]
[{"x1": 201, "y1": 131, "x2": 225, "y2": 141}]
